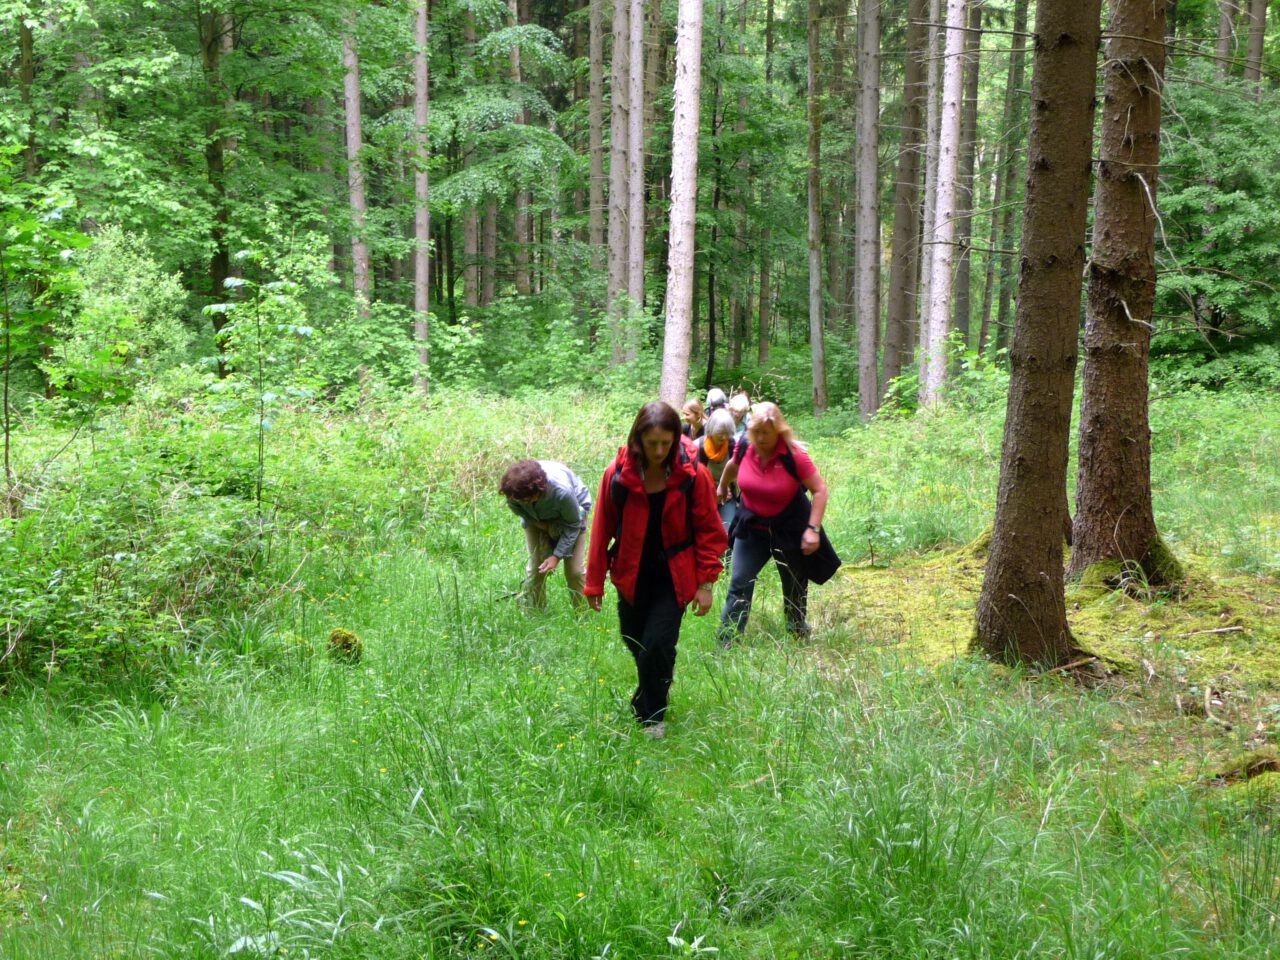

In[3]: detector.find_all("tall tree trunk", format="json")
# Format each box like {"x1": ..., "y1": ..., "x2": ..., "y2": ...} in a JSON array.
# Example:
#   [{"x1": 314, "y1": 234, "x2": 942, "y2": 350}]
[
  {"x1": 826, "y1": 5, "x2": 848, "y2": 328},
  {"x1": 974, "y1": 0, "x2": 1102, "y2": 667},
  {"x1": 883, "y1": 0, "x2": 927, "y2": 391},
  {"x1": 1070, "y1": 0, "x2": 1178, "y2": 584},
  {"x1": 758, "y1": 0, "x2": 775, "y2": 366},
  {"x1": 463, "y1": 16, "x2": 480, "y2": 309},
  {"x1": 807, "y1": 0, "x2": 828, "y2": 414},
  {"x1": 1218, "y1": 1, "x2": 1241, "y2": 78},
  {"x1": 978, "y1": 0, "x2": 1029, "y2": 354},
  {"x1": 589, "y1": 0, "x2": 606, "y2": 280},
  {"x1": 626, "y1": 0, "x2": 646, "y2": 325},
  {"x1": 706, "y1": 0, "x2": 727, "y2": 383},
  {"x1": 993, "y1": 0, "x2": 1030, "y2": 352},
  {"x1": 18, "y1": 21, "x2": 38, "y2": 178},
  {"x1": 510, "y1": 0, "x2": 532, "y2": 296},
  {"x1": 482, "y1": 199, "x2": 497, "y2": 305},
  {"x1": 607, "y1": 0, "x2": 631, "y2": 358},
  {"x1": 952, "y1": 0, "x2": 982, "y2": 350},
  {"x1": 343, "y1": 18, "x2": 372, "y2": 308},
  {"x1": 855, "y1": 0, "x2": 881, "y2": 420},
  {"x1": 414, "y1": 0, "x2": 430, "y2": 392},
  {"x1": 659, "y1": 0, "x2": 705, "y2": 407},
  {"x1": 919, "y1": 0, "x2": 967, "y2": 404},
  {"x1": 731, "y1": 0, "x2": 751, "y2": 370},
  {"x1": 916, "y1": 0, "x2": 943, "y2": 385},
  {"x1": 1245, "y1": 0, "x2": 1268, "y2": 90}
]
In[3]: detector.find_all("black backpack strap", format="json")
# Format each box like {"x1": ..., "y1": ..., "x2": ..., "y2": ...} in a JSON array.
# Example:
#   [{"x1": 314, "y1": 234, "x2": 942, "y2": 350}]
[
  {"x1": 733, "y1": 436, "x2": 748, "y2": 465},
  {"x1": 608, "y1": 465, "x2": 628, "y2": 558},
  {"x1": 779, "y1": 447, "x2": 801, "y2": 483}
]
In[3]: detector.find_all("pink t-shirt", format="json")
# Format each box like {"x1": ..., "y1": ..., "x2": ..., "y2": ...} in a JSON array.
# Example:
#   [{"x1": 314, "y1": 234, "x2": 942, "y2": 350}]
[{"x1": 737, "y1": 439, "x2": 817, "y2": 518}]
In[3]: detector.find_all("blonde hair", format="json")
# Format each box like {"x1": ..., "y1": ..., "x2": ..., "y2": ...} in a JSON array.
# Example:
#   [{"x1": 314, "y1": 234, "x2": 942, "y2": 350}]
[
  {"x1": 682, "y1": 399, "x2": 705, "y2": 421},
  {"x1": 747, "y1": 402, "x2": 803, "y2": 450},
  {"x1": 728, "y1": 392, "x2": 751, "y2": 417}
]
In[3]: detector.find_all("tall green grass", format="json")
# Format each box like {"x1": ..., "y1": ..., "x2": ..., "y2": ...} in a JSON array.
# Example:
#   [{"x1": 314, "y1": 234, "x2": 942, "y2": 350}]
[{"x1": 2, "y1": 386, "x2": 1278, "y2": 957}]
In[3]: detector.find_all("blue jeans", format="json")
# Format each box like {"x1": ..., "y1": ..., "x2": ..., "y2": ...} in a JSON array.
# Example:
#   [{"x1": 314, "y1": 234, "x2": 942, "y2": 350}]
[{"x1": 717, "y1": 527, "x2": 809, "y2": 645}]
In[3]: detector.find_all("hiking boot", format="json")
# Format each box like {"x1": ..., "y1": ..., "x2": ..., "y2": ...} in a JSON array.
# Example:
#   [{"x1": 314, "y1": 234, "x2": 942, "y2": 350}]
[{"x1": 642, "y1": 721, "x2": 667, "y2": 740}]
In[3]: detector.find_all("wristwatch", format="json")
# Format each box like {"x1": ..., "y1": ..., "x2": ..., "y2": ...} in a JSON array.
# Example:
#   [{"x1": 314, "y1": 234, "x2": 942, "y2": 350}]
[{"x1": 806, "y1": 524, "x2": 820, "y2": 532}]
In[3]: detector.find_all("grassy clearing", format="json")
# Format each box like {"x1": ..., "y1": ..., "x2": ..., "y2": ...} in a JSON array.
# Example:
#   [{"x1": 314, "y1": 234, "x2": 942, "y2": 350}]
[{"x1": 2, "y1": 388, "x2": 1279, "y2": 957}]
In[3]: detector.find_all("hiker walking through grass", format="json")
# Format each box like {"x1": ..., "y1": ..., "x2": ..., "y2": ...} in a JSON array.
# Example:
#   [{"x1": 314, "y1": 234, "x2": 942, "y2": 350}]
[
  {"x1": 681, "y1": 398, "x2": 706, "y2": 439},
  {"x1": 715, "y1": 402, "x2": 836, "y2": 645},
  {"x1": 699, "y1": 408, "x2": 740, "y2": 539},
  {"x1": 584, "y1": 402, "x2": 729, "y2": 738},
  {"x1": 500, "y1": 460, "x2": 592, "y2": 608}
]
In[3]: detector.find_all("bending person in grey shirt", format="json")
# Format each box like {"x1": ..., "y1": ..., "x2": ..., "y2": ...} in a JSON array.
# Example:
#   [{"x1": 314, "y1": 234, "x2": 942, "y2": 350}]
[{"x1": 499, "y1": 459, "x2": 593, "y2": 608}]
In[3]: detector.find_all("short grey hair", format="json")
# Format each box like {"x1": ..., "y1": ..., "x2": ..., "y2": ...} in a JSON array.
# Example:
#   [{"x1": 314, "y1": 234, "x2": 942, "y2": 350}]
[{"x1": 704, "y1": 409, "x2": 736, "y2": 439}]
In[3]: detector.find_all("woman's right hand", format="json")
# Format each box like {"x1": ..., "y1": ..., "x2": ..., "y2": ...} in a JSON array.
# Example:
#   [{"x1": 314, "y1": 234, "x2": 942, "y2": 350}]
[
  {"x1": 587, "y1": 595, "x2": 602, "y2": 612},
  {"x1": 716, "y1": 484, "x2": 728, "y2": 505}
]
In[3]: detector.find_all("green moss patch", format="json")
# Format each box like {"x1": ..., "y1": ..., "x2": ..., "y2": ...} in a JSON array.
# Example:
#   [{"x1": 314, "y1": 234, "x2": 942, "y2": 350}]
[{"x1": 824, "y1": 548, "x2": 1280, "y2": 688}]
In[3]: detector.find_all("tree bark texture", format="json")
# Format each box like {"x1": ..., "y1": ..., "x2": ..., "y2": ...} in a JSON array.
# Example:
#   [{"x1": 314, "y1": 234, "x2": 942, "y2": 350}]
[
  {"x1": 917, "y1": 0, "x2": 943, "y2": 386},
  {"x1": 482, "y1": 199, "x2": 497, "y2": 305},
  {"x1": 343, "y1": 20, "x2": 372, "y2": 307},
  {"x1": 413, "y1": 0, "x2": 430, "y2": 392},
  {"x1": 1218, "y1": 1, "x2": 1241, "y2": 77},
  {"x1": 659, "y1": 0, "x2": 705, "y2": 408},
  {"x1": 588, "y1": 0, "x2": 606, "y2": 276},
  {"x1": 626, "y1": 0, "x2": 646, "y2": 321},
  {"x1": 607, "y1": 0, "x2": 631, "y2": 358},
  {"x1": 952, "y1": 0, "x2": 983, "y2": 348},
  {"x1": 920, "y1": 0, "x2": 967, "y2": 405},
  {"x1": 807, "y1": 0, "x2": 828, "y2": 414},
  {"x1": 1244, "y1": 0, "x2": 1268, "y2": 87},
  {"x1": 758, "y1": 0, "x2": 775, "y2": 366},
  {"x1": 510, "y1": 0, "x2": 532, "y2": 297},
  {"x1": 974, "y1": 0, "x2": 1102, "y2": 667},
  {"x1": 1070, "y1": 0, "x2": 1176, "y2": 584},
  {"x1": 855, "y1": 0, "x2": 881, "y2": 420},
  {"x1": 883, "y1": 0, "x2": 927, "y2": 391}
]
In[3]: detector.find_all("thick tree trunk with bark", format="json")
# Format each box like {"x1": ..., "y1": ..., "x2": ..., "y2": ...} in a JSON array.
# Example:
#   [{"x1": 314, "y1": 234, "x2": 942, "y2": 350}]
[
  {"x1": 510, "y1": 0, "x2": 532, "y2": 297},
  {"x1": 1218, "y1": 1, "x2": 1241, "y2": 77},
  {"x1": 1070, "y1": 0, "x2": 1180, "y2": 585},
  {"x1": 920, "y1": 0, "x2": 967, "y2": 404},
  {"x1": 883, "y1": 0, "x2": 927, "y2": 390},
  {"x1": 1245, "y1": 0, "x2": 1268, "y2": 87},
  {"x1": 807, "y1": 0, "x2": 828, "y2": 414},
  {"x1": 589, "y1": 0, "x2": 606, "y2": 277},
  {"x1": 626, "y1": 0, "x2": 646, "y2": 321},
  {"x1": 482, "y1": 199, "x2": 497, "y2": 305},
  {"x1": 974, "y1": 0, "x2": 1102, "y2": 667},
  {"x1": 917, "y1": 0, "x2": 943, "y2": 385},
  {"x1": 855, "y1": 0, "x2": 881, "y2": 420},
  {"x1": 343, "y1": 19, "x2": 372, "y2": 308},
  {"x1": 413, "y1": 0, "x2": 430, "y2": 393},
  {"x1": 659, "y1": 0, "x2": 705, "y2": 407},
  {"x1": 758, "y1": 0, "x2": 775, "y2": 366},
  {"x1": 952, "y1": 0, "x2": 983, "y2": 349},
  {"x1": 607, "y1": 0, "x2": 631, "y2": 357}
]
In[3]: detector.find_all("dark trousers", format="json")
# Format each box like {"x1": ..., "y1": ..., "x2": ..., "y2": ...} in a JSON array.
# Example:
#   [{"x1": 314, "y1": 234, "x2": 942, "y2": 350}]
[
  {"x1": 617, "y1": 579, "x2": 685, "y2": 725},
  {"x1": 717, "y1": 528, "x2": 809, "y2": 644}
]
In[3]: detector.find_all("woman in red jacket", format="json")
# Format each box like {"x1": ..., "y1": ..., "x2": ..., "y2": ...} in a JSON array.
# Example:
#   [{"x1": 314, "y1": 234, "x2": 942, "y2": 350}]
[{"x1": 585, "y1": 402, "x2": 729, "y2": 738}]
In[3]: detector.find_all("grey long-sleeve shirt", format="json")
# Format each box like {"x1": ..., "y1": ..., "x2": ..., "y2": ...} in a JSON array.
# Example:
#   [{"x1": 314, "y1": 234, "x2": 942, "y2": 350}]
[{"x1": 506, "y1": 460, "x2": 593, "y2": 558}]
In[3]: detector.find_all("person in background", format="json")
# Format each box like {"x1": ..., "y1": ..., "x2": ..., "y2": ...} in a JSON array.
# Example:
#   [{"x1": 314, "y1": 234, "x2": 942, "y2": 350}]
[
  {"x1": 585, "y1": 402, "x2": 728, "y2": 739},
  {"x1": 681, "y1": 399, "x2": 706, "y2": 439},
  {"x1": 714, "y1": 402, "x2": 828, "y2": 645},
  {"x1": 706, "y1": 387, "x2": 728, "y2": 414},
  {"x1": 699, "y1": 408, "x2": 739, "y2": 539},
  {"x1": 728, "y1": 392, "x2": 751, "y2": 442},
  {"x1": 499, "y1": 459, "x2": 592, "y2": 608}
]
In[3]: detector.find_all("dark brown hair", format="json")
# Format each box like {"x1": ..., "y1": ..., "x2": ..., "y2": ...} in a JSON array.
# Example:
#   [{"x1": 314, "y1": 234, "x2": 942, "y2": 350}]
[
  {"x1": 626, "y1": 402, "x2": 683, "y2": 470},
  {"x1": 499, "y1": 460, "x2": 548, "y2": 500}
]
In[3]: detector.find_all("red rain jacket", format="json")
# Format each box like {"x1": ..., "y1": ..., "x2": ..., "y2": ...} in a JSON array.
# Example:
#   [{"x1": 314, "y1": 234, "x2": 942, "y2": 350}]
[{"x1": 584, "y1": 438, "x2": 728, "y2": 607}]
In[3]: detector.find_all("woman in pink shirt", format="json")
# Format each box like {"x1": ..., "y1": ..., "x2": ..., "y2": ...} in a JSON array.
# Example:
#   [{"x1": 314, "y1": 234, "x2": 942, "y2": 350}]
[{"x1": 714, "y1": 403, "x2": 829, "y2": 645}]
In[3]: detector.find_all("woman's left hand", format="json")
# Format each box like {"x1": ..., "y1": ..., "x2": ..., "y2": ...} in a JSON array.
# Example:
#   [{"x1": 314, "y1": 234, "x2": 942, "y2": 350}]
[
  {"x1": 801, "y1": 528, "x2": 820, "y2": 556},
  {"x1": 692, "y1": 585, "x2": 714, "y2": 616}
]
